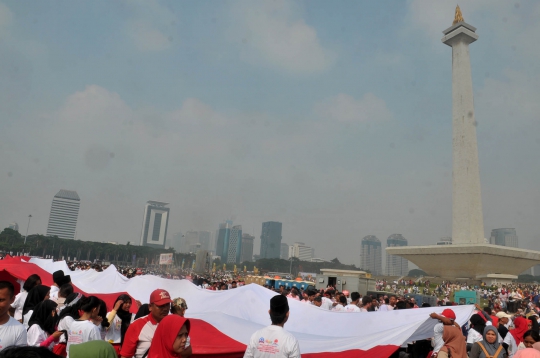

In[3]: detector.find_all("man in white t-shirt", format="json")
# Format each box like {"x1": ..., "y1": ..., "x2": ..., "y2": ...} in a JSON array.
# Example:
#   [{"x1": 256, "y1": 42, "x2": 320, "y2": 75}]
[
  {"x1": 344, "y1": 292, "x2": 361, "y2": 312},
  {"x1": 0, "y1": 281, "x2": 27, "y2": 351},
  {"x1": 244, "y1": 295, "x2": 300, "y2": 358}
]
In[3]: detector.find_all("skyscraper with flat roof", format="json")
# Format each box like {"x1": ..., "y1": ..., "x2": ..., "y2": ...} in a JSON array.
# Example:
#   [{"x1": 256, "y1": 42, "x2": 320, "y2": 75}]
[
  {"x1": 140, "y1": 201, "x2": 170, "y2": 249},
  {"x1": 361, "y1": 235, "x2": 382, "y2": 275},
  {"x1": 259, "y1": 221, "x2": 282, "y2": 259},
  {"x1": 386, "y1": 234, "x2": 408, "y2": 276},
  {"x1": 241, "y1": 233, "x2": 254, "y2": 263},
  {"x1": 46, "y1": 190, "x2": 80, "y2": 239}
]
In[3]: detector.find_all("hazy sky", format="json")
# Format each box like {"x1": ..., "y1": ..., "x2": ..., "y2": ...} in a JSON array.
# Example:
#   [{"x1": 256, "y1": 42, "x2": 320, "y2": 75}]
[{"x1": 1, "y1": 0, "x2": 539, "y2": 266}]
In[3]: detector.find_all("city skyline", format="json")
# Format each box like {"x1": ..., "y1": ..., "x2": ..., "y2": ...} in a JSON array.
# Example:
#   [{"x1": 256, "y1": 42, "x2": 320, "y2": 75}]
[{"x1": 2, "y1": 1, "x2": 540, "y2": 265}]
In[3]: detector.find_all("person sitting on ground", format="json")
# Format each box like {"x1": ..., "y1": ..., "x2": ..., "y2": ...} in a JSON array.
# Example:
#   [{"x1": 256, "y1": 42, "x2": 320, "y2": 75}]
[
  {"x1": 27, "y1": 300, "x2": 63, "y2": 349},
  {"x1": 244, "y1": 295, "x2": 300, "y2": 358},
  {"x1": 22, "y1": 285, "x2": 50, "y2": 329},
  {"x1": 147, "y1": 315, "x2": 190, "y2": 358},
  {"x1": 430, "y1": 309, "x2": 467, "y2": 358},
  {"x1": 10, "y1": 274, "x2": 41, "y2": 322},
  {"x1": 0, "y1": 281, "x2": 27, "y2": 351},
  {"x1": 469, "y1": 325, "x2": 507, "y2": 358}
]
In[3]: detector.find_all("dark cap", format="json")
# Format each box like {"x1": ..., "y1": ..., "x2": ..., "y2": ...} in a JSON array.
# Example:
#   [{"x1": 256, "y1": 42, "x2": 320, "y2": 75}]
[{"x1": 270, "y1": 295, "x2": 289, "y2": 315}]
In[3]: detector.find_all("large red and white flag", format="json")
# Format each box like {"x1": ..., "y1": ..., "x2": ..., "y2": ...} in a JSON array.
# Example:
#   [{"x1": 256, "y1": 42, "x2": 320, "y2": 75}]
[{"x1": 0, "y1": 258, "x2": 474, "y2": 357}]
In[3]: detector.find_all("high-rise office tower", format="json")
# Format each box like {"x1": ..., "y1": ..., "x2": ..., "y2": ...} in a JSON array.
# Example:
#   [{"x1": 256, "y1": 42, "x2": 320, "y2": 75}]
[
  {"x1": 46, "y1": 190, "x2": 80, "y2": 239},
  {"x1": 139, "y1": 201, "x2": 170, "y2": 249},
  {"x1": 259, "y1": 221, "x2": 282, "y2": 259},
  {"x1": 241, "y1": 233, "x2": 254, "y2": 263},
  {"x1": 224, "y1": 225, "x2": 242, "y2": 264},
  {"x1": 490, "y1": 228, "x2": 518, "y2": 248},
  {"x1": 216, "y1": 220, "x2": 233, "y2": 258},
  {"x1": 360, "y1": 235, "x2": 382, "y2": 275},
  {"x1": 385, "y1": 234, "x2": 408, "y2": 276},
  {"x1": 280, "y1": 243, "x2": 289, "y2": 259}
]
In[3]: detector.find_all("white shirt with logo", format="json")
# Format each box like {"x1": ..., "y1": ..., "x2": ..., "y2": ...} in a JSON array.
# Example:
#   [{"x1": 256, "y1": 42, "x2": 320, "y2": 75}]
[
  {"x1": 66, "y1": 320, "x2": 101, "y2": 357},
  {"x1": 244, "y1": 325, "x2": 300, "y2": 358},
  {"x1": 344, "y1": 304, "x2": 361, "y2": 312},
  {"x1": 0, "y1": 317, "x2": 27, "y2": 351}
]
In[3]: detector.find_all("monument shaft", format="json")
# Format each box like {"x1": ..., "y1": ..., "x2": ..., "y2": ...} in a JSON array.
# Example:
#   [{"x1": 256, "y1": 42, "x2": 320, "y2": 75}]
[{"x1": 443, "y1": 21, "x2": 484, "y2": 244}]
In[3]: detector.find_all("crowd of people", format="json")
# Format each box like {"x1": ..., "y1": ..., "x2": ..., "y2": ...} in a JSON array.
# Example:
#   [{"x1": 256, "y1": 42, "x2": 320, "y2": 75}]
[{"x1": 4, "y1": 263, "x2": 540, "y2": 357}]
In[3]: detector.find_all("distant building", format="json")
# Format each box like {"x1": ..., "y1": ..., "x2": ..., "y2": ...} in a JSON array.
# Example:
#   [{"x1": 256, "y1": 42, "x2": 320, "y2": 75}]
[
  {"x1": 139, "y1": 201, "x2": 170, "y2": 249},
  {"x1": 194, "y1": 250, "x2": 210, "y2": 273},
  {"x1": 385, "y1": 234, "x2": 408, "y2": 276},
  {"x1": 7, "y1": 222, "x2": 19, "y2": 232},
  {"x1": 241, "y1": 234, "x2": 255, "y2": 262},
  {"x1": 280, "y1": 243, "x2": 289, "y2": 259},
  {"x1": 260, "y1": 221, "x2": 282, "y2": 259},
  {"x1": 436, "y1": 237, "x2": 453, "y2": 245},
  {"x1": 46, "y1": 190, "x2": 81, "y2": 239},
  {"x1": 490, "y1": 228, "x2": 518, "y2": 248},
  {"x1": 170, "y1": 232, "x2": 184, "y2": 252},
  {"x1": 360, "y1": 235, "x2": 382, "y2": 275},
  {"x1": 199, "y1": 231, "x2": 212, "y2": 252},
  {"x1": 288, "y1": 242, "x2": 315, "y2": 261},
  {"x1": 215, "y1": 221, "x2": 243, "y2": 263},
  {"x1": 216, "y1": 221, "x2": 233, "y2": 259},
  {"x1": 181, "y1": 231, "x2": 200, "y2": 253}
]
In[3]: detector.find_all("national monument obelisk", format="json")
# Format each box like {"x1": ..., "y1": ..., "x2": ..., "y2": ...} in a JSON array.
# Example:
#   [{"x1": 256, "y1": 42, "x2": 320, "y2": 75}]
[
  {"x1": 386, "y1": 6, "x2": 540, "y2": 283},
  {"x1": 444, "y1": 6, "x2": 484, "y2": 246}
]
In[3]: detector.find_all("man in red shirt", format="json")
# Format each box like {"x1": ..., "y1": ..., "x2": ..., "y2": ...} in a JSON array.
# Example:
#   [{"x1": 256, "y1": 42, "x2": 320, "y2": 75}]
[{"x1": 120, "y1": 289, "x2": 172, "y2": 358}]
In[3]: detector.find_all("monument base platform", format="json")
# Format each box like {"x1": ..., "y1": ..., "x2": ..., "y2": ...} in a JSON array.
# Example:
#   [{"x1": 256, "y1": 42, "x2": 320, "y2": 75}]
[{"x1": 386, "y1": 244, "x2": 540, "y2": 280}]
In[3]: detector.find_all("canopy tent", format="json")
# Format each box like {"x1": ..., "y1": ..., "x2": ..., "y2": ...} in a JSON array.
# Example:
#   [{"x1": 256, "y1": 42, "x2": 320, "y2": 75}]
[{"x1": 0, "y1": 258, "x2": 475, "y2": 357}]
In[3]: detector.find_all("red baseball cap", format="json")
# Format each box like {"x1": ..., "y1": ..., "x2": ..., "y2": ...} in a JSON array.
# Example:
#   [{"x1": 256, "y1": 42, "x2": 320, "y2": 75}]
[
  {"x1": 441, "y1": 308, "x2": 456, "y2": 320},
  {"x1": 150, "y1": 289, "x2": 172, "y2": 306}
]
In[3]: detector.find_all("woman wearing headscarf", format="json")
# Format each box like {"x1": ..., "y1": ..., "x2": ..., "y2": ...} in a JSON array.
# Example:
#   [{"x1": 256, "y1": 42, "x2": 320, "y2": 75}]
[
  {"x1": 470, "y1": 326, "x2": 507, "y2": 358},
  {"x1": 10, "y1": 274, "x2": 41, "y2": 322},
  {"x1": 468, "y1": 314, "x2": 487, "y2": 350},
  {"x1": 105, "y1": 294, "x2": 134, "y2": 354},
  {"x1": 27, "y1": 300, "x2": 63, "y2": 349},
  {"x1": 147, "y1": 315, "x2": 190, "y2": 358},
  {"x1": 22, "y1": 285, "x2": 50, "y2": 329},
  {"x1": 505, "y1": 316, "x2": 530, "y2": 357}
]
